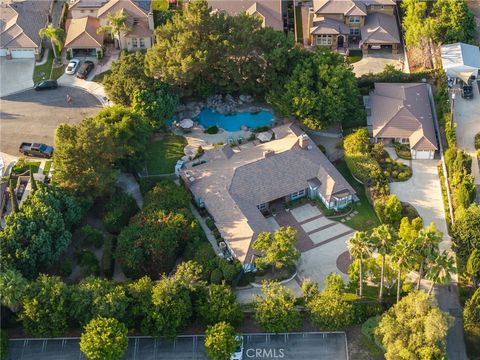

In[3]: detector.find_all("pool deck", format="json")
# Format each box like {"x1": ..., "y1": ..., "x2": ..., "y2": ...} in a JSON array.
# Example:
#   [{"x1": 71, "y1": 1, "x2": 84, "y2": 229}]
[{"x1": 173, "y1": 125, "x2": 253, "y2": 159}]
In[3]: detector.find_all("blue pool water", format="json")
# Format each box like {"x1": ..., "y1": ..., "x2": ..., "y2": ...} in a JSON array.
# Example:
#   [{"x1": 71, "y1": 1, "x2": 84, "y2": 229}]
[{"x1": 198, "y1": 108, "x2": 273, "y2": 131}]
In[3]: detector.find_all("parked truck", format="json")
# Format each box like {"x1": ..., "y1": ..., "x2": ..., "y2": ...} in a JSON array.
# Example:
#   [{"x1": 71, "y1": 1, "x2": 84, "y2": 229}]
[{"x1": 19, "y1": 143, "x2": 54, "y2": 159}]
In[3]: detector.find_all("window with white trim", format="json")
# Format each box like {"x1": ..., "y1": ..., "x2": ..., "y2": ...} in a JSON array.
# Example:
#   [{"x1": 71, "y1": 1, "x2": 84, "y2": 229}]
[
  {"x1": 349, "y1": 28, "x2": 360, "y2": 36},
  {"x1": 290, "y1": 189, "x2": 306, "y2": 201},
  {"x1": 132, "y1": 38, "x2": 138, "y2": 47},
  {"x1": 349, "y1": 16, "x2": 360, "y2": 23},
  {"x1": 257, "y1": 202, "x2": 268, "y2": 211},
  {"x1": 316, "y1": 35, "x2": 333, "y2": 46},
  {"x1": 139, "y1": 38, "x2": 145, "y2": 47}
]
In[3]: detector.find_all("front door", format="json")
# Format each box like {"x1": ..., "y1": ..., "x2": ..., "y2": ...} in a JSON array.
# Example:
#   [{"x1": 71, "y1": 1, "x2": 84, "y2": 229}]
[{"x1": 337, "y1": 36, "x2": 344, "y2": 47}]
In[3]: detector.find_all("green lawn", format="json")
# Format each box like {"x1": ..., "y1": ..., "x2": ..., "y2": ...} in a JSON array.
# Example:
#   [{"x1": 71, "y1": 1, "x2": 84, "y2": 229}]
[
  {"x1": 334, "y1": 160, "x2": 381, "y2": 231},
  {"x1": 43, "y1": 160, "x2": 53, "y2": 176},
  {"x1": 347, "y1": 50, "x2": 363, "y2": 64},
  {"x1": 33, "y1": 50, "x2": 64, "y2": 83},
  {"x1": 145, "y1": 135, "x2": 187, "y2": 175}
]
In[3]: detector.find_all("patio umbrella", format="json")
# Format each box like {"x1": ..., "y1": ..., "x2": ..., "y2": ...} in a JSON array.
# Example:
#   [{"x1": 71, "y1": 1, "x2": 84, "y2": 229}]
[
  {"x1": 257, "y1": 131, "x2": 273, "y2": 142},
  {"x1": 179, "y1": 118, "x2": 194, "y2": 129}
]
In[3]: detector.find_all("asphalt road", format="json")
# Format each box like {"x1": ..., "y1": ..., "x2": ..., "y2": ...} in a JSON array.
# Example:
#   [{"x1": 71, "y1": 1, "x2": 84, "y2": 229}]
[
  {"x1": 0, "y1": 86, "x2": 101, "y2": 156},
  {"x1": 6, "y1": 333, "x2": 348, "y2": 360}
]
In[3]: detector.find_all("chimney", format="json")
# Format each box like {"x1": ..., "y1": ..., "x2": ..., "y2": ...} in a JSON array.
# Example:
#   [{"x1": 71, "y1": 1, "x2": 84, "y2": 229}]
[
  {"x1": 298, "y1": 134, "x2": 310, "y2": 149},
  {"x1": 263, "y1": 150, "x2": 275, "y2": 158}
]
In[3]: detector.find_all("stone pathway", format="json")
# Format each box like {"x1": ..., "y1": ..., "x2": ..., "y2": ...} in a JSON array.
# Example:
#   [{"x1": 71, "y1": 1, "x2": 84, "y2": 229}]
[{"x1": 117, "y1": 173, "x2": 144, "y2": 209}]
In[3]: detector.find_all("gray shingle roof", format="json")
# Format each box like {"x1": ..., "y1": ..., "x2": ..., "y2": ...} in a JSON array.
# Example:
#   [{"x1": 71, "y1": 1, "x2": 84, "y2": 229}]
[
  {"x1": 181, "y1": 124, "x2": 355, "y2": 264},
  {"x1": 0, "y1": 0, "x2": 52, "y2": 49},
  {"x1": 207, "y1": 0, "x2": 284, "y2": 31},
  {"x1": 371, "y1": 83, "x2": 438, "y2": 151},
  {"x1": 361, "y1": 12, "x2": 400, "y2": 44}
]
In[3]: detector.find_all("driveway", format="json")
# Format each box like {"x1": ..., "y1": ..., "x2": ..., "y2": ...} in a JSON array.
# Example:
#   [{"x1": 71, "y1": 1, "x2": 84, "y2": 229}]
[
  {"x1": 6, "y1": 333, "x2": 348, "y2": 360},
  {"x1": 0, "y1": 87, "x2": 101, "y2": 156},
  {"x1": 453, "y1": 81, "x2": 480, "y2": 200},
  {"x1": 0, "y1": 58, "x2": 34, "y2": 97},
  {"x1": 275, "y1": 203, "x2": 355, "y2": 288},
  {"x1": 352, "y1": 49, "x2": 405, "y2": 77},
  {"x1": 390, "y1": 160, "x2": 451, "y2": 251},
  {"x1": 57, "y1": 73, "x2": 108, "y2": 105}
]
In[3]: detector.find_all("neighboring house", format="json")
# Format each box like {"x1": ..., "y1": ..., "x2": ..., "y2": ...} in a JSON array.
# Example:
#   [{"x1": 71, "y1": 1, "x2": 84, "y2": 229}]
[
  {"x1": 181, "y1": 124, "x2": 356, "y2": 267},
  {"x1": 207, "y1": 0, "x2": 286, "y2": 31},
  {"x1": 0, "y1": 0, "x2": 53, "y2": 60},
  {"x1": 440, "y1": 42, "x2": 480, "y2": 83},
  {"x1": 370, "y1": 83, "x2": 438, "y2": 160},
  {"x1": 65, "y1": 0, "x2": 154, "y2": 57},
  {"x1": 309, "y1": 0, "x2": 400, "y2": 54}
]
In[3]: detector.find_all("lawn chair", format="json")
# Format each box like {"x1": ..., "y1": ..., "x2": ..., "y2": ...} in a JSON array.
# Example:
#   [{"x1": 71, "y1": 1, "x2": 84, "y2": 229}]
[
  {"x1": 227, "y1": 136, "x2": 234, "y2": 144},
  {"x1": 237, "y1": 135, "x2": 244, "y2": 144}
]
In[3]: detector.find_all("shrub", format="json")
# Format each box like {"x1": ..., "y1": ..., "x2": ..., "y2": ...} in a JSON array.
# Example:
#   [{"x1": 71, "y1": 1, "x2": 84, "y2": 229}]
[
  {"x1": 210, "y1": 269, "x2": 223, "y2": 284},
  {"x1": 0, "y1": 329, "x2": 8, "y2": 359},
  {"x1": 353, "y1": 302, "x2": 382, "y2": 324},
  {"x1": 218, "y1": 258, "x2": 242, "y2": 282},
  {"x1": 391, "y1": 170, "x2": 398, "y2": 178},
  {"x1": 57, "y1": 260, "x2": 73, "y2": 277},
  {"x1": 205, "y1": 218, "x2": 216, "y2": 231},
  {"x1": 475, "y1": 133, "x2": 480, "y2": 150},
  {"x1": 253, "y1": 125, "x2": 271, "y2": 133},
  {"x1": 80, "y1": 225, "x2": 103, "y2": 248},
  {"x1": 102, "y1": 236, "x2": 115, "y2": 278},
  {"x1": 204, "y1": 126, "x2": 219, "y2": 134},
  {"x1": 103, "y1": 189, "x2": 139, "y2": 234},
  {"x1": 76, "y1": 250, "x2": 100, "y2": 278},
  {"x1": 398, "y1": 172, "x2": 407, "y2": 181}
]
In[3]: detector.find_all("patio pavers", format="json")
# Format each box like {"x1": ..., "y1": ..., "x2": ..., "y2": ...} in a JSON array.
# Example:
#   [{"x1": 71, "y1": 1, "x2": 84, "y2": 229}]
[
  {"x1": 301, "y1": 216, "x2": 333, "y2": 233},
  {"x1": 309, "y1": 223, "x2": 353, "y2": 244},
  {"x1": 290, "y1": 204, "x2": 322, "y2": 223}
]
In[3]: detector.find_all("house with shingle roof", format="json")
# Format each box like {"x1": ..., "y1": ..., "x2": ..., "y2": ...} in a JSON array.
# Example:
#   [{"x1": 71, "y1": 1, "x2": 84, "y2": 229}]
[
  {"x1": 0, "y1": 0, "x2": 53, "y2": 60},
  {"x1": 370, "y1": 83, "x2": 438, "y2": 160},
  {"x1": 65, "y1": 0, "x2": 154, "y2": 57},
  {"x1": 206, "y1": 0, "x2": 286, "y2": 31},
  {"x1": 181, "y1": 124, "x2": 356, "y2": 267},
  {"x1": 308, "y1": 0, "x2": 400, "y2": 54}
]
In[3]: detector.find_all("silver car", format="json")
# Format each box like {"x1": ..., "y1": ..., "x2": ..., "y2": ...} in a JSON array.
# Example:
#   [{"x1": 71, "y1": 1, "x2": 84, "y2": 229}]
[{"x1": 65, "y1": 59, "x2": 80, "y2": 75}]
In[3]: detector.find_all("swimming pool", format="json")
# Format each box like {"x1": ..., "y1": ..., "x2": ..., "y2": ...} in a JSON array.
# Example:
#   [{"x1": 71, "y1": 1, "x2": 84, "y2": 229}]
[{"x1": 198, "y1": 108, "x2": 273, "y2": 131}]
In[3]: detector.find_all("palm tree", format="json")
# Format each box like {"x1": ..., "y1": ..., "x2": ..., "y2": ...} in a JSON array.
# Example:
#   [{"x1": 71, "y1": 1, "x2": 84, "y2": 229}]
[
  {"x1": 426, "y1": 251, "x2": 456, "y2": 295},
  {"x1": 0, "y1": 268, "x2": 27, "y2": 312},
  {"x1": 391, "y1": 238, "x2": 414, "y2": 303},
  {"x1": 371, "y1": 224, "x2": 397, "y2": 302},
  {"x1": 347, "y1": 231, "x2": 372, "y2": 297},
  {"x1": 97, "y1": 10, "x2": 132, "y2": 49},
  {"x1": 413, "y1": 223, "x2": 442, "y2": 290},
  {"x1": 39, "y1": 24, "x2": 65, "y2": 61}
]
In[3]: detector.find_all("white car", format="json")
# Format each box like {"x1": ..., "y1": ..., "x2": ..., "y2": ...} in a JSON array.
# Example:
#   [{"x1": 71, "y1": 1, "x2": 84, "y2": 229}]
[
  {"x1": 65, "y1": 59, "x2": 81, "y2": 75},
  {"x1": 231, "y1": 336, "x2": 244, "y2": 360}
]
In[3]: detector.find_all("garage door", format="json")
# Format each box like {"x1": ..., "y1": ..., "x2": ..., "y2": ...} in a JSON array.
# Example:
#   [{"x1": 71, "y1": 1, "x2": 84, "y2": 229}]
[
  {"x1": 0, "y1": 49, "x2": 6, "y2": 57},
  {"x1": 414, "y1": 150, "x2": 433, "y2": 159},
  {"x1": 10, "y1": 49, "x2": 35, "y2": 58}
]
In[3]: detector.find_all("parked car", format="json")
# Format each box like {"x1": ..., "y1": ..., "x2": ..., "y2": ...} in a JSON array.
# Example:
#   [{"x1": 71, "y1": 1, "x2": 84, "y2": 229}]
[
  {"x1": 231, "y1": 336, "x2": 244, "y2": 360},
  {"x1": 33, "y1": 80, "x2": 58, "y2": 90},
  {"x1": 461, "y1": 85, "x2": 473, "y2": 99},
  {"x1": 65, "y1": 59, "x2": 81, "y2": 75},
  {"x1": 76, "y1": 60, "x2": 94, "y2": 79},
  {"x1": 19, "y1": 143, "x2": 54, "y2": 158},
  {"x1": 468, "y1": 74, "x2": 476, "y2": 86}
]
